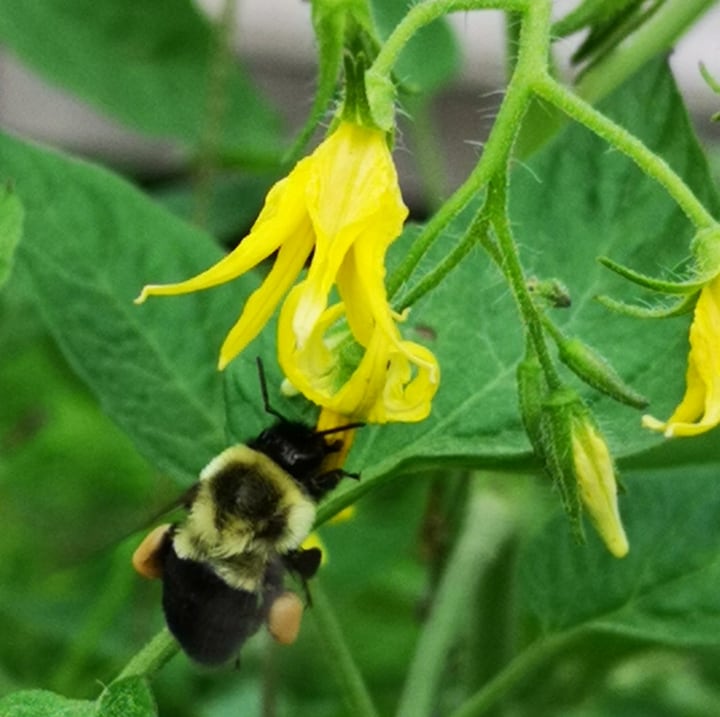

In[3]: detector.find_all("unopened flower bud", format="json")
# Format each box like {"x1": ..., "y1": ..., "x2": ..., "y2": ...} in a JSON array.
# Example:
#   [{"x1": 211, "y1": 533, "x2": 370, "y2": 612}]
[
  {"x1": 570, "y1": 415, "x2": 629, "y2": 558},
  {"x1": 556, "y1": 337, "x2": 648, "y2": 409},
  {"x1": 516, "y1": 352, "x2": 547, "y2": 459}
]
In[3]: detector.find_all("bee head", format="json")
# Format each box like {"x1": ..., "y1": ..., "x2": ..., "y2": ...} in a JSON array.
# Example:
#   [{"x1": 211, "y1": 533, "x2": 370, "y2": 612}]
[{"x1": 248, "y1": 420, "x2": 339, "y2": 487}]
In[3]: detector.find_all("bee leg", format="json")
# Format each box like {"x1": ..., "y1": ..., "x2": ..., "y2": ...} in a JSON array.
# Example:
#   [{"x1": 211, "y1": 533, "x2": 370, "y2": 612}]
[
  {"x1": 282, "y1": 547, "x2": 322, "y2": 606},
  {"x1": 305, "y1": 468, "x2": 360, "y2": 501}
]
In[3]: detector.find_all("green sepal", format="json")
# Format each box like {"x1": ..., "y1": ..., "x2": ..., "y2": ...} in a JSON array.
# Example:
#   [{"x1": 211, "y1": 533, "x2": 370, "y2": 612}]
[
  {"x1": 342, "y1": 49, "x2": 376, "y2": 127},
  {"x1": 690, "y1": 226, "x2": 720, "y2": 276},
  {"x1": 599, "y1": 255, "x2": 708, "y2": 295},
  {"x1": 555, "y1": 335, "x2": 648, "y2": 409},
  {"x1": 516, "y1": 349, "x2": 548, "y2": 460},
  {"x1": 364, "y1": 67, "x2": 396, "y2": 131},
  {"x1": 596, "y1": 292, "x2": 698, "y2": 319},
  {"x1": 539, "y1": 390, "x2": 584, "y2": 543},
  {"x1": 287, "y1": 1, "x2": 381, "y2": 160}
]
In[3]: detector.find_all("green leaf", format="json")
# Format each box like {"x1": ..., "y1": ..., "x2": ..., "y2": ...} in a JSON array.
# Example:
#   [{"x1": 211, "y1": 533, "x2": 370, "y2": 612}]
[
  {"x1": 152, "y1": 171, "x2": 277, "y2": 242},
  {"x1": 0, "y1": 0, "x2": 282, "y2": 163},
  {"x1": 0, "y1": 690, "x2": 94, "y2": 717},
  {"x1": 520, "y1": 463, "x2": 720, "y2": 646},
  {"x1": 0, "y1": 185, "x2": 23, "y2": 289},
  {"x1": 0, "y1": 132, "x2": 234, "y2": 484},
  {"x1": 96, "y1": 677, "x2": 157, "y2": 717},
  {"x1": 368, "y1": 0, "x2": 460, "y2": 95}
]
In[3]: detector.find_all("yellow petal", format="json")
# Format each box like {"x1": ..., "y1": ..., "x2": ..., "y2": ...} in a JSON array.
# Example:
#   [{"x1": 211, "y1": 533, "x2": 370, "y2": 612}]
[
  {"x1": 135, "y1": 161, "x2": 312, "y2": 303},
  {"x1": 572, "y1": 421, "x2": 629, "y2": 558},
  {"x1": 643, "y1": 277, "x2": 720, "y2": 436},
  {"x1": 374, "y1": 343, "x2": 440, "y2": 422},
  {"x1": 218, "y1": 222, "x2": 315, "y2": 369},
  {"x1": 279, "y1": 288, "x2": 391, "y2": 418},
  {"x1": 292, "y1": 123, "x2": 407, "y2": 346}
]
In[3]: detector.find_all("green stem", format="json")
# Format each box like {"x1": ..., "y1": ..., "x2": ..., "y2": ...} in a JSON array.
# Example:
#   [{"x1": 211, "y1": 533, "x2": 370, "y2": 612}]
[
  {"x1": 487, "y1": 179, "x2": 562, "y2": 389},
  {"x1": 396, "y1": 489, "x2": 514, "y2": 717},
  {"x1": 370, "y1": 0, "x2": 527, "y2": 85},
  {"x1": 387, "y1": 0, "x2": 553, "y2": 298},
  {"x1": 575, "y1": 0, "x2": 719, "y2": 105},
  {"x1": 114, "y1": 628, "x2": 179, "y2": 682},
  {"x1": 448, "y1": 628, "x2": 586, "y2": 717},
  {"x1": 311, "y1": 581, "x2": 379, "y2": 717},
  {"x1": 394, "y1": 210, "x2": 488, "y2": 312},
  {"x1": 533, "y1": 73, "x2": 717, "y2": 230}
]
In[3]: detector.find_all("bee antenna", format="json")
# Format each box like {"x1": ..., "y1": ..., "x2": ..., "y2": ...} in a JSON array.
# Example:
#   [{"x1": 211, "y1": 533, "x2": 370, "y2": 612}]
[
  {"x1": 255, "y1": 357, "x2": 289, "y2": 422},
  {"x1": 315, "y1": 422, "x2": 365, "y2": 437}
]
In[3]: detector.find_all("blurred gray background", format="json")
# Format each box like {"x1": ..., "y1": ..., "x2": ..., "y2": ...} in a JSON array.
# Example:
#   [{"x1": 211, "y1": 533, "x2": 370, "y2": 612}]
[{"x1": 1, "y1": 0, "x2": 718, "y2": 205}]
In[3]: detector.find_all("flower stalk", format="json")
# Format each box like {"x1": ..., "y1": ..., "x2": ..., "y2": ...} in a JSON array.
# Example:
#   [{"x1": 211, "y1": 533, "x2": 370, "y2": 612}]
[{"x1": 532, "y1": 73, "x2": 717, "y2": 231}]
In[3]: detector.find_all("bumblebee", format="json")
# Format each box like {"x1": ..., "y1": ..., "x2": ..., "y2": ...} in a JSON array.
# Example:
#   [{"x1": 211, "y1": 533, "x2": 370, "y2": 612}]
[{"x1": 134, "y1": 363, "x2": 359, "y2": 665}]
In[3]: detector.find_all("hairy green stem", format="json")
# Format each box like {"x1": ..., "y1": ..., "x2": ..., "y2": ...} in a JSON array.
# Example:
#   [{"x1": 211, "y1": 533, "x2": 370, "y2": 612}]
[
  {"x1": 310, "y1": 581, "x2": 380, "y2": 717},
  {"x1": 487, "y1": 179, "x2": 562, "y2": 389},
  {"x1": 576, "y1": 0, "x2": 719, "y2": 105},
  {"x1": 114, "y1": 628, "x2": 179, "y2": 682},
  {"x1": 448, "y1": 628, "x2": 586, "y2": 717},
  {"x1": 396, "y1": 489, "x2": 514, "y2": 717},
  {"x1": 394, "y1": 211, "x2": 488, "y2": 312},
  {"x1": 387, "y1": 0, "x2": 552, "y2": 298},
  {"x1": 371, "y1": 0, "x2": 527, "y2": 85},
  {"x1": 533, "y1": 73, "x2": 717, "y2": 230}
]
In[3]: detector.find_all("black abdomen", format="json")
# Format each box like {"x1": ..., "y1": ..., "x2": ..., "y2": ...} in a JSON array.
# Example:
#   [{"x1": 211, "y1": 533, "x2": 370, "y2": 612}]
[{"x1": 160, "y1": 539, "x2": 264, "y2": 665}]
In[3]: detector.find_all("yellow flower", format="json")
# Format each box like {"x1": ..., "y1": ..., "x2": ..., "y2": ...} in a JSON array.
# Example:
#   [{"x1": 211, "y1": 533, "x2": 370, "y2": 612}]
[
  {"x1": 136, "y1": 121, "x2": 439, "y2": 423},
  {"x1": 571, "y1": 416, "x2": 629, "y2": 559},
  {"x1": 643, "y1": 275, "x2": 720, "y2": 437}
]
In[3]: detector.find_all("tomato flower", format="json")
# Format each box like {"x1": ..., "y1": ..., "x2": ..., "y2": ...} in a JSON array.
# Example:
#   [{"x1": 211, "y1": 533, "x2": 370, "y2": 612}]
[{"x1": 136, "y1": 121, "x2": 439, "y2": 423}]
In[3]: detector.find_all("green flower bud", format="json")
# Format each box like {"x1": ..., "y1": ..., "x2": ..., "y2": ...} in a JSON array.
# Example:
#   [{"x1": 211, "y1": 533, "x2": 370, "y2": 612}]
[
  {"x1": 570, "y1": 413, "x2": 629, "y2": 558},
  {"x1": 556, "y1": 336, "x2": 648, "y2": 409},
  {"x1": 516, "y1": 352, "x2": 547, "y2": 459},
  {"x1": 533, "y1": 389, "x2": 630, "y2": 558},
  {"x1": 527, "y1": 276, "x2": 571, "y2": 308},
  {"x1": 539, "y1": 390, "x2": 583, "y2": 539}
]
